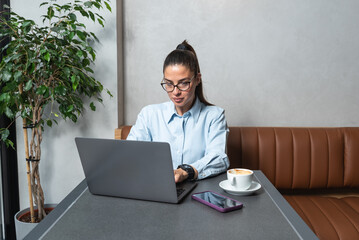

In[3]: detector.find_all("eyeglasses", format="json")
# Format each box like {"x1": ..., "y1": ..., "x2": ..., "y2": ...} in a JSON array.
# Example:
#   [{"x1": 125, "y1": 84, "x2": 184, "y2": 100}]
[{"x1": 161, "y1": 75, "x2": 195, "y2": 92}]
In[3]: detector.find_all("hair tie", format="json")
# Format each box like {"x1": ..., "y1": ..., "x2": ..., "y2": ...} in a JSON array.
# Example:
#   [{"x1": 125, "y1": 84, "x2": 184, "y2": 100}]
[{"x1": 176, "y1": 44, "x2": 188, "y2": 51}]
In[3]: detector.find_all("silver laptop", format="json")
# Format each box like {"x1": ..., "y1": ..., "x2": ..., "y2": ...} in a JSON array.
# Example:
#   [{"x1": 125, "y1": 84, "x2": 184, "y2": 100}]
[{"x1": 75, "y1": 137, "x2": 197, "y2": 203}]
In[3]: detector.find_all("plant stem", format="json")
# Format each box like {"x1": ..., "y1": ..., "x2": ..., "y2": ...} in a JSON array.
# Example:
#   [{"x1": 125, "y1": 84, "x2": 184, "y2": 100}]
[{"x1": 18, "y1": 84, "x2": 35, "y2": 223}]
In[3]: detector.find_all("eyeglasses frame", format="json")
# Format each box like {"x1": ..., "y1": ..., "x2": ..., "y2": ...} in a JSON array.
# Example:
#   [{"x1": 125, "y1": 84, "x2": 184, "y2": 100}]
[{"x1": 160, "y1": 75, "x2": 196, "y2": 92}]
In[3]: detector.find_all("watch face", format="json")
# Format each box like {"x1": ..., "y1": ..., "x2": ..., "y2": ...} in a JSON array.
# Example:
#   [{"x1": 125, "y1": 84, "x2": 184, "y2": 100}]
[
  {"x1": 180, "y1": 164, "x2": 194, "y2": 180},
  {"x1": 183, "y1": 165, "x2": 191, "y2": 171}
]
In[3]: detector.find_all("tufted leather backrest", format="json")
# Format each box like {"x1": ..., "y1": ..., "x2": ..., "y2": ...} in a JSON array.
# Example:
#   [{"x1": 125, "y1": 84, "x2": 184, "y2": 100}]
[
  {"x1": 228, "y1": 127, "x2": 359, "y2": 189},
  {"x1": 116, "y1": 126, "x2": 359, "y2": 189}
]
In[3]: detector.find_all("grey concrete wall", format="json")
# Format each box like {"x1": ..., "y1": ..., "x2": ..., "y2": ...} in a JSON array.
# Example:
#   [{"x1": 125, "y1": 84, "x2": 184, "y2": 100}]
[
  {"x1": 124, "y1": 0, "x2": 359, "y2": 127},
  {"x1": 13, "y1": 1, "x2": 117, "y2": 209}
]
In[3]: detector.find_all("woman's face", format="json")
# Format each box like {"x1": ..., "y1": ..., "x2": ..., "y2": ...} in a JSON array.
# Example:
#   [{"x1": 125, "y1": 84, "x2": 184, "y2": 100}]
[{"x1": 163, "y1": 64, "x2": 200, "y2": 116}]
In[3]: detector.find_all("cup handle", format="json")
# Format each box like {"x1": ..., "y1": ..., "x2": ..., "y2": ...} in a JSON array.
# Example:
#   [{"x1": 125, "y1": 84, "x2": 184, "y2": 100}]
[{"x1": 229, "y1": 176, "x2": 235, "y2": 186}]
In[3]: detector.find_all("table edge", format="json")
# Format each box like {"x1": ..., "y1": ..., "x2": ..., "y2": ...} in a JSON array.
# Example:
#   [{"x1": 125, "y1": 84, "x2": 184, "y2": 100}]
[
  {"x1": 254, "y1": 171, "x2": 319, "y2": 240},
  {"x1": 24, "y1": 179, "x2": 88, "y2": 240}
]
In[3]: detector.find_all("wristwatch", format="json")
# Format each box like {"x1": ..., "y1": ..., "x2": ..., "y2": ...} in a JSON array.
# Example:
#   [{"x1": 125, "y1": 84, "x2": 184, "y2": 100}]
[{"x1": 177, "y1": 164, "x2": 195, "y2": 181}]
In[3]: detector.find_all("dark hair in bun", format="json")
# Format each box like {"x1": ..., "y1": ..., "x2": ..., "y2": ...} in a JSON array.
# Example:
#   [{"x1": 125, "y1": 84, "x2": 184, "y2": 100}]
[{"x1": 163, "y1": 40, "x2": 212, "y2": 106}]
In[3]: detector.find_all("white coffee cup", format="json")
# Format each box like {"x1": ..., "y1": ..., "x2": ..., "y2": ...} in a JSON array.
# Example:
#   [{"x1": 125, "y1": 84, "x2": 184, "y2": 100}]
[{"x1": 227, "y1": 168, "x2": 253, "y2": 190}]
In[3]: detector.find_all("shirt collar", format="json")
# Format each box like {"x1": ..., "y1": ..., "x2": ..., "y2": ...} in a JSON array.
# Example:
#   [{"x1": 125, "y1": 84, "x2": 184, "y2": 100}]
[{"x1": 166, "y1": 97, "x2": 202, "y2": 124}]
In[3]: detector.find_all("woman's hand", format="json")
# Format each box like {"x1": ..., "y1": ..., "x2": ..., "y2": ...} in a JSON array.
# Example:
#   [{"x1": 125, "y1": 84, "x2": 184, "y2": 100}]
[
  {"x1": 174, "y1": 168, "x2": 188, "y2": 183},
  {"x1": 174, "y1": 166, "x2": 198, "y2": 183}
]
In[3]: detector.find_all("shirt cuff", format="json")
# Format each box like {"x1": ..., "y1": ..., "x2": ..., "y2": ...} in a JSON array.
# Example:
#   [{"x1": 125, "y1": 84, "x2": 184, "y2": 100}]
[{"x1": 192, "y1": 154, "x2": 229, "y2": 180}]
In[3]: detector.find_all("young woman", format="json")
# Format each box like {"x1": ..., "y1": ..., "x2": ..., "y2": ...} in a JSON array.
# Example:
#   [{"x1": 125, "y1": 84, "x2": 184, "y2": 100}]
[{"x1": 127, "y1": 40, "x2": 229, "y2": 183}]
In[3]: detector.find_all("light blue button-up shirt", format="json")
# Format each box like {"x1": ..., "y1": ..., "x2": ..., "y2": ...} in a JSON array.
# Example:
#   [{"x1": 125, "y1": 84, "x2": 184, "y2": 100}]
[{"x1": 127, "y1": 98, "x2": 230, "y2": 179}]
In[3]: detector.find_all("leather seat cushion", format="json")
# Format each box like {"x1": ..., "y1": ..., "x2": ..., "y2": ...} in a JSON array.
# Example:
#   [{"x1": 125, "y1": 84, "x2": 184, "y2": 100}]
[{"x1": 284, "y1": 195, "x2": 359, "y2": 240}]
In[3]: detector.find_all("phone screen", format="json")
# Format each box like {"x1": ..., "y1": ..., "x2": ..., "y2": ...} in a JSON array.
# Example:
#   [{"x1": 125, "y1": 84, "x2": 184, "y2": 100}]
[{"x1": 192, "y1": 191, "x2": 242, "y2": 209}]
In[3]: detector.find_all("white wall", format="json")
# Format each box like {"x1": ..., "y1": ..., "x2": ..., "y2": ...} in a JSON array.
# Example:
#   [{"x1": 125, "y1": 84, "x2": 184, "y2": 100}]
[
  {"x1": 13, "y1": 1, "x2": 117, "y2": 209},
  {"x1": 124, "y1": 0, "x2": 359, "y2": 127}
]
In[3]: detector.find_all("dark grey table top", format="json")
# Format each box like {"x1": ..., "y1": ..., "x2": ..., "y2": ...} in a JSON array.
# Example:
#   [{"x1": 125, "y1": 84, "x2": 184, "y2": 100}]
[{"x1": 25, "y1": 171, "x2": 318, "y2": 240}]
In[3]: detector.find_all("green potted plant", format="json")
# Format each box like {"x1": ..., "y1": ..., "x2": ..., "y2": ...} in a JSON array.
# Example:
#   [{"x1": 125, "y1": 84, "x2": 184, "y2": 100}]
[{"x1": 0, "y1": 0, "x2": 112, "y2": 230}]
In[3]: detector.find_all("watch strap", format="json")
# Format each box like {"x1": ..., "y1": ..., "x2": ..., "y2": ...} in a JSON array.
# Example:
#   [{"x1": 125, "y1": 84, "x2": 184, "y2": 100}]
[{"x1": 177, "y1": 164, "x2": 195, "y2": 180}]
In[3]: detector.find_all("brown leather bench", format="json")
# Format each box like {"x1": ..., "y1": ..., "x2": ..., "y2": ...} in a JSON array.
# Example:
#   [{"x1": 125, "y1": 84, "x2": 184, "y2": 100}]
[{"x1": 115, "y1": 126, "x2": 359, "y2": 240}]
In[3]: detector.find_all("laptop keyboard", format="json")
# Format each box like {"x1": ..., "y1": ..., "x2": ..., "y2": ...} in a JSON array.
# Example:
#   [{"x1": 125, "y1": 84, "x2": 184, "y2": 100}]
[{"x1": 176, "y1": 188, "x2": 185, "y2": 197}]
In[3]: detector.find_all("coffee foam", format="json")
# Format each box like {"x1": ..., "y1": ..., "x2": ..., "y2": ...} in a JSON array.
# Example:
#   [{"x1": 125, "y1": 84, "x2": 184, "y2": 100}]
[{"x1": 229, "y1": 169, "x2": 252, "y2": 175}]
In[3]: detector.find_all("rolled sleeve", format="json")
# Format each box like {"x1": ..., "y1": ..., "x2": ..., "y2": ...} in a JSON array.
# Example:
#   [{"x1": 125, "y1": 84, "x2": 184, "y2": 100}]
[{"x1": 191, "y1": 111, "x2": 230, "y2": 179}]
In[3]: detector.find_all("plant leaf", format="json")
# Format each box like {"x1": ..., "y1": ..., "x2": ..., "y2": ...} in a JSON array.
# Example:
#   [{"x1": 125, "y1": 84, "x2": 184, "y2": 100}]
[
  {"x1": 67, "y1": 104, "x2": 74, "y2": 112},
  {"x1": 90, "y1": 102, "x2": 96, "y2": 111},
  {"x1": 104, "y1": 2, "x2": 112, "y2": 12},
  {"x1": 71, "y1": 75, "x2": 76, "y2": 83},
  {"x1": 76, "y1": 50, "x2": 83, "y2": 58},
  {"x1": 1, "y1": 70, "x2": 12, "y2": 82},
  {"x1": 22, "y1": 20, "x2": 33, "y2": 28},
  {"x1": 71, "y1": 75, "x2": 79, "y2": 91},
  {"x1": 82, "y1": 58, "x2": 90, "y2": 67},
  {"x1": 6, "y1": 139, "x2": 14, "y2": 149},
  {"x1": 28, "y1": 63, "x2": 35, "y2": 74},
  {"x1": 1, "y1": 128, "x2": 10, "y2": 141},
  {"x1": 55, "y1": 86, "x2": 67, "y2": 96},
  {"x1": 84, "y1": 1, "x2": 93, "y2": 8},
  {"x1": 47, "y1": 6, "x2": 54, "y2": 19},
  {"x1": 106, "y1": 89, "x2": 113, "y2": 97},
  {"x1": 63, "y1": 67, "x2": 71, "y2": 78},
  {"x1": 84, "y1": 67, "x2": 94, "y2": 73},
  {"x1": 97, "y1": 18, "x2": 104, "y2": 28},
  {"x1": 36, "y1": 85, "x2": 48, "y2": 95},
  {"x1": 46, "y1": 120, "x2": 52, "y2": 127},
  {"x1": 14, "y1": 71, "x2": 22, "y2": 81},
  {"x1": 69, "y1": 113, "x2": 78, "y2": 122},
  {"x1": 0, "y1": 93, "x2": 11, "y2": 102},
  {"x1": 89, "y1": 50, "x2": 96, "y2": 61},
  {"x1": 68, "y1": 13, "x2": 77, "y2": 21},
  {"x1": 76, "y1": 31, "x2": 86, "y2": 41},
  {"x1": 5, "y1": 107, "x2": 14, "y2": 118},
  {"x1": 69, "y1": 31, "x2": 75, "y2": 40},
  {"x1": 24, "y1": 80, "x2": 33, "y2": 91},
  {"x1": 20, "y1": 110, "x2": 27, "y2": 119},
  {"x1": 44, "y1": 52, "x2": 50, "y2": 62},
  {"x1": 89, "y1": 11, "x2": 95, "y2": 21},
  {"x1": 51, "y1": 26, "x2": 60, "y2": 33}
]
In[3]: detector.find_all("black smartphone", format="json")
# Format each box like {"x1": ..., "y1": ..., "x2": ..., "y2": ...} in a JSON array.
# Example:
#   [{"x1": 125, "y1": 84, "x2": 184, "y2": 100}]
[{"x1": 192, "y1": 191, "x2": 243, "y2": 213}]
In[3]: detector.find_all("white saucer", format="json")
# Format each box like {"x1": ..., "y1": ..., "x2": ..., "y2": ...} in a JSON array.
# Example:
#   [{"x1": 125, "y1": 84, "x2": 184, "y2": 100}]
[{"x1": 219, "y1": 180, "x2": 261, "y2": 196}]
